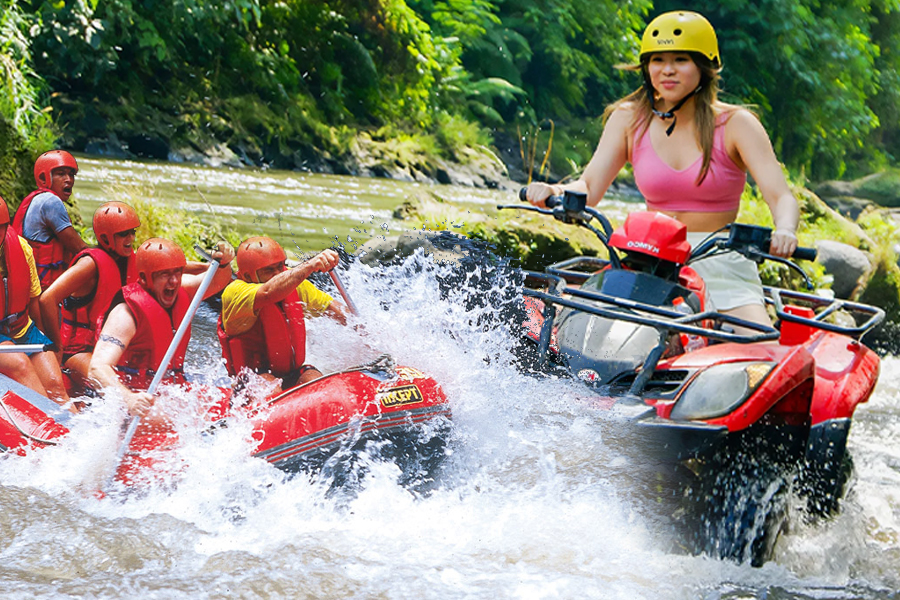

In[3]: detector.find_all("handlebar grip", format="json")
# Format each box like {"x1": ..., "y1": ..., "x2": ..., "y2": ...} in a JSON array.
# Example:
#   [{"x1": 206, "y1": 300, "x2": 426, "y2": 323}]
[
  {"x1": 792, "y1": 246, "x2": 817, "y2": 261},
  {"x1": 518, "y1": 186, "x2": 561, "y2": 208}
]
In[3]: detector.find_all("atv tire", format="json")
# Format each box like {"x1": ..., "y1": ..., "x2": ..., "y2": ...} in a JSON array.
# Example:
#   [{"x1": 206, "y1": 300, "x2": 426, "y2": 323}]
[{"x1": 692, "y1": 454, "x2": 792, "y2": 567}]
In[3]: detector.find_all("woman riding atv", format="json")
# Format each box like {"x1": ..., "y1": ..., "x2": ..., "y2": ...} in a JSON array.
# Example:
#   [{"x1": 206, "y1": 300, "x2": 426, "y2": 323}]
[{"x1": 524, "y1": 10, "x2": 800, "y2": 331}]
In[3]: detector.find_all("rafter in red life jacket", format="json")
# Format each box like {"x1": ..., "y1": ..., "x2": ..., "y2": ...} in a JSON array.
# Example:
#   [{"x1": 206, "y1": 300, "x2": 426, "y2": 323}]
[
  {"x1": 102, "y1": 281, "x2": 191, "y2": 390},
  {"x1": 0, "y1": 227, "x2": 32, "y2": 337},
  {"x1": 60, "y1": 249, "x2": 138, "y2": 356},
  {"x1": 12, "y1": 190, "x2": 70, "y2": 289},
  {"x1": 218, "y1": 288, "x2": 307, "y2": 377}
]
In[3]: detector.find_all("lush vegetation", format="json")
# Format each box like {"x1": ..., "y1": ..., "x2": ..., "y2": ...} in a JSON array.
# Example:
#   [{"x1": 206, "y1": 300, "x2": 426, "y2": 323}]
[
  {"x1": 0, "y1": 0, "x2": 56, "y2": 207},
  {"x1": 2, "y1": 0, "x2": 900, "y2": 186}
]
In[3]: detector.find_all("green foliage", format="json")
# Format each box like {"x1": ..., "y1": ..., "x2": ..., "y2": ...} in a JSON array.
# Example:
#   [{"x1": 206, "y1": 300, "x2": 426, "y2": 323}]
[
  {"x1": 414, "y1": 0, "x2": 651, "y2": 126},
  {"x1": 853, "y1": 169, "x2": 900, "y2": 206},
  {"x1": 855, "y1": 209, "x2": 900, "y2": 322},
  {"x1": 433, "y1": 113, "x2": 492, "y2": 160},
  {"x1": 22, "y1": 0, "x2": 461, "y2": 165},
  {"x1": 3, "y1": 0, "x2": 900, "y2": 189},
  {"x1": 0, "y1": 0, "x2": 56, "y2": 207}
]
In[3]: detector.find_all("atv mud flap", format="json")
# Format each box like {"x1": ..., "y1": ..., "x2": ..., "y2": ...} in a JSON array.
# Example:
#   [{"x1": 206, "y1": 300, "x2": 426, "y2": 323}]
[
  {"x1": 631, "y1": 416, "x2": 729, "y2": 461},
  {"x1": 802, "y1": 417, "x2": 853, "y2": 515},
  {"x1": 806, "y1": 418, "x2": 851, "y2": 465}
]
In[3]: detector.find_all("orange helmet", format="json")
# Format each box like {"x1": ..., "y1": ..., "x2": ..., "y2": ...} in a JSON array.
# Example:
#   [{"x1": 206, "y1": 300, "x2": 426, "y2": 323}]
[
  {"x1": 236, "y1": 236, "x2": 286, "y2": 283},
  {"x1": 93, "y1": 201, "x2": 141, "y2": 251},
  {"x1": 34, "y1": 150, "x2": 79, "y2": 189},
  {"x1": 136, "y1": 238, "x2": 186, "y2": 281},
  {"x1": 0, "y1": 197, "x2": 9, "y2": 226}
]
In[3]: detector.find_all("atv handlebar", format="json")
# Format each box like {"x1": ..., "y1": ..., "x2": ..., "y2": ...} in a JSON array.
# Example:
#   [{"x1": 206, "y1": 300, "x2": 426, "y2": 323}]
[
  {"x1": 512, "y1": 187, "x2": 817, "y2": 268},
  {"x1": 792, "y1": 246, "x2": 818, "y2": 262},
  {"x1": 507, "y1": 188, "x2": 618, "y2": 266}
]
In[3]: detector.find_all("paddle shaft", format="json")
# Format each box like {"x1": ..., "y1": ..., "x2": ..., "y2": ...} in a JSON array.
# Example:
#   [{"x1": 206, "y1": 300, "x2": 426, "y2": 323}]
[
  {"x1": 0, "y1": 344, "x2": 50, "y2": 354},
  {"x1": 109, "y1": 257, "x2": 221, "y2": 485},
  {"x1": 329, "y1": 270, "x2": 359, "y2": 316}
]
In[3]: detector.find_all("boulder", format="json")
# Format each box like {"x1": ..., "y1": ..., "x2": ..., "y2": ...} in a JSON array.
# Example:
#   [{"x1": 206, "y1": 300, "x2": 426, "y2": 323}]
[
  {"x1": 168, "y1": 142, "x2": 245, "y2": 168},
  {"x1": 817, "y1": 195, "x2": 874, "y2": 221},
  {"x1": 85, "y1": 133, "x2": 132, "y2": 159},
  {"x1": 357, "y1": 230, "x2": 473, "y2": 266},
  {"x1": 814, "y1": 169, "x2": 900, "y2": 208},
  {"x1": 814, "y1": 240, "x2": 872, "y2": 299}
]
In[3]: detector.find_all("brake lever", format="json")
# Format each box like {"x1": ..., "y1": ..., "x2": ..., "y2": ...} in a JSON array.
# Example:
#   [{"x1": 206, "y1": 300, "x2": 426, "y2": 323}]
[{"x1": 496, "y1": 204, "x2": 555, "y2": 216}]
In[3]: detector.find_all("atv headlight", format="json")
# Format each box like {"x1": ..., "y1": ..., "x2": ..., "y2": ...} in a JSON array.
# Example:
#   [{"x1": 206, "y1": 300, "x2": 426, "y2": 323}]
[{"x1": 670, "y1": 362, "x2": 776, "y2": 421}]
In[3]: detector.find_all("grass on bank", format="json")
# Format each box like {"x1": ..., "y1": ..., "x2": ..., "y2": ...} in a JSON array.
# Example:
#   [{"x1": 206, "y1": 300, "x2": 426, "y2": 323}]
[{"x1": 78, "y1": 182, "x2": 242, "y2": 262}]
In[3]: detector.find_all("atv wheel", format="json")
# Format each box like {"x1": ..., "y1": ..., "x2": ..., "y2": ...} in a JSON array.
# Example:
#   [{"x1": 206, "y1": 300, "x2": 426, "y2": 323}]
[{"x1": 693, "y1": 455, "x2": 792, "y2": 567}]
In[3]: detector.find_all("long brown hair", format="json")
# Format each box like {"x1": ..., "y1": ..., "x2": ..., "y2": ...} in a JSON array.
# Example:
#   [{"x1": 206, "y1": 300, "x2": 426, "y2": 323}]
[{"x1": 604, "y1": 53, "x2": 740, "y2": 185}]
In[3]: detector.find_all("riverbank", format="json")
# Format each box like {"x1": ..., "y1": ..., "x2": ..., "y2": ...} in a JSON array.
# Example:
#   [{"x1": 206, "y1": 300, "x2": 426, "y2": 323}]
[{"x1": 77, "y1": 124, "x2": 518, "y2": 191}]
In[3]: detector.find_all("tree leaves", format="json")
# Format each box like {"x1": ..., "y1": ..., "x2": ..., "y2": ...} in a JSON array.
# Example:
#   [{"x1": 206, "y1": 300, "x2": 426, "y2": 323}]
[{"x1": 2, "y1": 0, "x2": 899, "y2": 182}]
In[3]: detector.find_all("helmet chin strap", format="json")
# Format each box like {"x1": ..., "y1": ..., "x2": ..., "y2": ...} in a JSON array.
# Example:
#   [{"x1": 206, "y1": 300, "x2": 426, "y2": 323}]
[{"x1": 646, "y1": 84, "x2": 702, "y2": 136}]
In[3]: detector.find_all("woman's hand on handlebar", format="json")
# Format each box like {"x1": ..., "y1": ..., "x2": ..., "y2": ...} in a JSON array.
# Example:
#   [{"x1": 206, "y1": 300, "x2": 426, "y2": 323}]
[
  {"x1": 769, "y1": 229, "x2": 799, "y2": 258},
  {"x1": 523, "y1": 183, "x2": 559, "y2": 208}
]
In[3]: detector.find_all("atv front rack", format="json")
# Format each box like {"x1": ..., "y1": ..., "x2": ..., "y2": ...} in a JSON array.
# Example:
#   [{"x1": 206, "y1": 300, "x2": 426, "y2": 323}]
[
  {"x1": 766, "y1": 286, "x2": 884, "y2": 339},
  {"x1": 523, "y1": 271, "x2": 780, "y2": 396},
  {"x1": 523, "y1": 267, "x2": 884, "y2": 396}
]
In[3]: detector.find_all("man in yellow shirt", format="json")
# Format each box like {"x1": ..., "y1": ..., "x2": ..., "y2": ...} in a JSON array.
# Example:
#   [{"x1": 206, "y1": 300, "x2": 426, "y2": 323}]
[
  {"x1": 219, "y1": 236, "x2": 346, "y2": 392},
  {"x1": 0, "y1": 197, "x2": 70, "y2": 404}
]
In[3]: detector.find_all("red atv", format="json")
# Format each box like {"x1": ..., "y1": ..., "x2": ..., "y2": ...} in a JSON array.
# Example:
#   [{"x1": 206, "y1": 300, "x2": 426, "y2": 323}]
[{"x1": 504, "y1": 190, "x2": 883, "y2": 566}]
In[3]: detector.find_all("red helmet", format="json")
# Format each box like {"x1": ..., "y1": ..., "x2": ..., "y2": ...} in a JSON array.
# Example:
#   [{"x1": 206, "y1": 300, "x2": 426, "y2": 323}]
[
  {"x1": 236, "y1": 236, "x2": 286, "y2": 283},
  {"x1": 93, "y1": 201, "x2": 141, "y2": 251},
  {"x1": 136, "y1": 238, "x2": 186, "y2": 281},
  {"x1": 34, "y1": 150, "x2": 79, "y2": 189},
  {"x1": 0, "y1": 197, "x2": 9, "y2": 226},
  {"x1": 608, "y1": 212, "x2": 691, "y2": 265}
]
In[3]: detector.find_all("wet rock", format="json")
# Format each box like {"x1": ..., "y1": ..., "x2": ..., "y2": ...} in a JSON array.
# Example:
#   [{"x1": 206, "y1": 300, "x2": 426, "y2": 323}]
[
  {"x1": 433, "y1": 148, "x2": 514, "y2": 190},
  {"x1": 357, "y1": 230, "x2": 472, "y2": 266},
  {"x1": 168, "y1": 145, "x2": 207, "y2": 164},
  {"x1": 124, "y1": 133, "x2": 169, "y2": 160},
  {"x1": 84, "y1": 133, "x2": 132, "y2": 159},
  {"x1": 168, "y1": 143, "x2": 245, "y2": 168},
  {"x1": 818, "y1": 195, "x2": 875, "y2": 221},
  {"x1": 392, "y1": 190, "x2": 449, "y2": 220},
  {"x1": 815, "y1": 169, "x2": 900, "y2": 208},
  {"x1": 203, "y1": 143, "x2": 245, "y2": 168},
  {"x1": 815, "y1": 240, "x2": 873, "y2": 299}
]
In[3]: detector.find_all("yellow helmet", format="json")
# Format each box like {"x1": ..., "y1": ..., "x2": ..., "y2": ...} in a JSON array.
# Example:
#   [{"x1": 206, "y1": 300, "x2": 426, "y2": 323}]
[{"x1": 639, "y1": 11, "x2": 720, "y2": 67}]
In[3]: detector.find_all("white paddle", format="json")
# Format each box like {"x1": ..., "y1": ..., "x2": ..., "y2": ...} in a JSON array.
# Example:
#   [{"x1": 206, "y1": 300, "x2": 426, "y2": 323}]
[{"x1": 0, "y1": 344, "x2": 52, "y2": 354}]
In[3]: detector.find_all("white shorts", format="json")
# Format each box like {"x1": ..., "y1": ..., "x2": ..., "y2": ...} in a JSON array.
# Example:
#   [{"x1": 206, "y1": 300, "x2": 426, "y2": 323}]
[{"x1": 686, "y1": 232, "x2": 765, "y2": 311}]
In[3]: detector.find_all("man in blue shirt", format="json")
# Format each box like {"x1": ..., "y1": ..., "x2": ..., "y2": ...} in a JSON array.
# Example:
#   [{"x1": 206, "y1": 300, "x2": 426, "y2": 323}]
[{"x1": 12, "y1": 150, "x2": 88, "y2": 289}]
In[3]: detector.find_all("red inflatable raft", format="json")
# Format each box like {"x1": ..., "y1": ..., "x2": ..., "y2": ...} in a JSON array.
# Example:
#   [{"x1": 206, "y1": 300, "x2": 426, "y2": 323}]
[{"x1": 0, "y1": 356, "x2": 451, "y2": 487}]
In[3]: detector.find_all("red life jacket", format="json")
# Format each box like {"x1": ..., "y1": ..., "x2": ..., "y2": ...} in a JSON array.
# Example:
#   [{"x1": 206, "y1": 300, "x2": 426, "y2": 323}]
[
  {"x1": 0, "y1": 229, "x2": 33, "y2": 337},
  {"x1": 217, "y1": 289, "x2": 306, "y2": 377},
  {"x1": 12, "y1": 190, "x2": 71, "y2": 290},
  {"x1": 108, "y1": 282, "x2": 191, "y2": 391},
  {"x1": 60, "y1": 249, "x2": 137, "y2": 356}
]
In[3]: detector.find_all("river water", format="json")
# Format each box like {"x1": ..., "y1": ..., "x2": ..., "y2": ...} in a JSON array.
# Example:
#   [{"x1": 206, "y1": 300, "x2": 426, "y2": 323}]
[{"x1": 1, "y1": 158, "x2": 899, "y2": 598}]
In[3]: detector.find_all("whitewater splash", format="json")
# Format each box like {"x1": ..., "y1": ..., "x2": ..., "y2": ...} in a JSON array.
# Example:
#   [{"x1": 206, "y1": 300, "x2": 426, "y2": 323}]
[{"x1": 1, "y1": 251, "x2": 899, "y2": 598}]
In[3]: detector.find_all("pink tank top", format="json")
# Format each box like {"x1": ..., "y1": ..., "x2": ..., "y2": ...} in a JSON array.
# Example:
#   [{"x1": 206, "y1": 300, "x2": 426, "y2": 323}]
[{"x1": 632, "y1": 114, "x2": 746, "y2": 213}]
